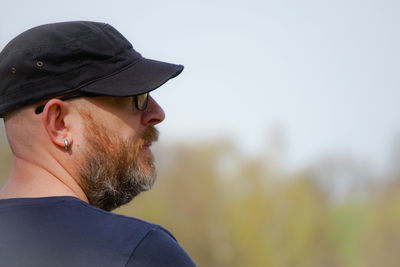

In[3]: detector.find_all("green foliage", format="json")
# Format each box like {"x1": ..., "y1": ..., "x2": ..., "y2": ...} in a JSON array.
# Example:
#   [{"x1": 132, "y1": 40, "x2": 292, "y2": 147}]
[{"x1": 116, "y1": 140, "x2": 400, "y2": 267}]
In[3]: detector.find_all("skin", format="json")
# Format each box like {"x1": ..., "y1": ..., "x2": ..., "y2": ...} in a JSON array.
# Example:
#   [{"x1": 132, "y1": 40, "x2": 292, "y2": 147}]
[{"x1": 0, "y1": 94, "x2": 165, "y2": 203}]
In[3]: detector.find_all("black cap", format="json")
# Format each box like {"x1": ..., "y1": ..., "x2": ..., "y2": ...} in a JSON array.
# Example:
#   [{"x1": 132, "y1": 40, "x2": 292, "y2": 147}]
[{"x1": 0, "y1": 21, "x2": 184, "y2": 117}]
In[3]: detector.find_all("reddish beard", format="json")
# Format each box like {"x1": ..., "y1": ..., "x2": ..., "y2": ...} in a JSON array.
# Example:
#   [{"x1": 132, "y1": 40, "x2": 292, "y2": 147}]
[{"x1": 77, "y1": 111, "x2": 159, "y2": 211}]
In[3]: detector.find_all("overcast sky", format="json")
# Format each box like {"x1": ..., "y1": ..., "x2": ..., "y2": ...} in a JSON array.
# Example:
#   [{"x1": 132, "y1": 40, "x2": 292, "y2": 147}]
[{"x1": 1, "y1": 0, "x2": 400, "y2": 170}]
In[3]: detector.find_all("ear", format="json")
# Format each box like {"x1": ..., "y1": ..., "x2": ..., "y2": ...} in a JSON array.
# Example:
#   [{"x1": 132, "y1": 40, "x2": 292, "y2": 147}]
[{"x1": 42, "y1": 99, "x2": 73, "y2": 150}]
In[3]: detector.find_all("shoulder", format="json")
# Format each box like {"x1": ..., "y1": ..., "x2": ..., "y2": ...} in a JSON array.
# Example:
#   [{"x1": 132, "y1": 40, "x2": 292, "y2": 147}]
[
  {"x1": 68, "y1": 198, "x2": 196, "y2": 266},
  {"x1": 0, "y1": 196, "x2": 196, "y2": 266},
  {"x1": 125, "y1": 225, "x2": 196, "y2": 267},
  {"x1": 64, "y1": 197, "x2": 161, "y2": 244}
]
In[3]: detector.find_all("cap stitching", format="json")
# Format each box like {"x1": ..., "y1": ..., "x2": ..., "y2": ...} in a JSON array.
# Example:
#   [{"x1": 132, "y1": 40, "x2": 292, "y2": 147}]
[{"x1": 1, "y1": 49, "x2": 138, "y2": 99}]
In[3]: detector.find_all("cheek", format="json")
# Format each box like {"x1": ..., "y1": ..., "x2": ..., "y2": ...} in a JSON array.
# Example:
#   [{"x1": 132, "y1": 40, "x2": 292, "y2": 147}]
[
  {"x1": 111, "y1": 115, "x2": 143, "y2": 141},
  {"x1": 76, "y1": 103, "x2": 143, "y2": 144},
  {"x1": 118, "y1": 122, "x2": 141, "y2": 142}
]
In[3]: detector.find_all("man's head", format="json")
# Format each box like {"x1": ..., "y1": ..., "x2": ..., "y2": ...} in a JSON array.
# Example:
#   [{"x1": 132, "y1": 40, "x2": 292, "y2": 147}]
[{"x1": 0, "y1": 21, "x2": 183, "y2": 210}]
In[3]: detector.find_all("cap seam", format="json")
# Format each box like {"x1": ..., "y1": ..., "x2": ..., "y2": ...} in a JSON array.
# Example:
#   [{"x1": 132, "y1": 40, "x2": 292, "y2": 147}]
[
  {"x1": 1, "y1": 49, "x2": 139, "y2": 99},
  {"x1": 82, "y1": 60, "x2": 183, "y2": 96}
]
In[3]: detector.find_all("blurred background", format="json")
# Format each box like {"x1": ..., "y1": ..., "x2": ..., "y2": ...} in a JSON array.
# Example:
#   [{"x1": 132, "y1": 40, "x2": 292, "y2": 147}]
[{"x1": 1, "y1": 0, "x2": 400, "y2": 266}]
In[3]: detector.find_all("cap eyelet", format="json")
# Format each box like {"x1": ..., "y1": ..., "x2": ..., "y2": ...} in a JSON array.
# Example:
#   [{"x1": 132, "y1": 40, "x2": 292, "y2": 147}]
[
  {"x1": 11, "y1": 67, "x2": 16, "y2": 74},
  {"x1": 36, "y1": 61, "x2": 44, "y2": 67}
]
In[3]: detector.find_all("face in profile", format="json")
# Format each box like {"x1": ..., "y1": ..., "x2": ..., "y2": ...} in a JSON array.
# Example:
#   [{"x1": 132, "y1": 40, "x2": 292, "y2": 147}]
[{"x1": 77, "y1": 110, "x2": 159, "y2": 211}]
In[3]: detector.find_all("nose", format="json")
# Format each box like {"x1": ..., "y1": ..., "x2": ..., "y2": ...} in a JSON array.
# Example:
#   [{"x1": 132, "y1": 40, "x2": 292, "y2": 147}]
[{"x1": 141, "y1": 96, "x2": 165, "y2": 126}]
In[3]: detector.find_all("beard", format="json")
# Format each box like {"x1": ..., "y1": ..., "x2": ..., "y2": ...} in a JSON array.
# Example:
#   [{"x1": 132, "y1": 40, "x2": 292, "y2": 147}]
[{"x1": 77, "y1": 110, "x2": 159, "y2": 211}]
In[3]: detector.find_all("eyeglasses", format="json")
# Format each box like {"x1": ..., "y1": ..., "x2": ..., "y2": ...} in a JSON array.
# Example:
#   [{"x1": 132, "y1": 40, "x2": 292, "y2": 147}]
[{"x1": 34, "y1": 92, "x2": 149, "y2": 114}]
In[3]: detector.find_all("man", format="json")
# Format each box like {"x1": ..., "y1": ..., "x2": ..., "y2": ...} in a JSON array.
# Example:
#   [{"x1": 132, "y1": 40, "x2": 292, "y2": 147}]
[{"x1": 0, "y1": 21, "x2": 196, "y2": 266}]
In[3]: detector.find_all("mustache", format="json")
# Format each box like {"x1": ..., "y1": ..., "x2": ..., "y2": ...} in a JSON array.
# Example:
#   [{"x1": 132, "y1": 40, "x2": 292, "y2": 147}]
[
  {"x1": 134, "y1": 126, "x2": 159, "y2": 150},
  {"x1": 142, "y1": 126, "x2": 159, "y2": 144}
]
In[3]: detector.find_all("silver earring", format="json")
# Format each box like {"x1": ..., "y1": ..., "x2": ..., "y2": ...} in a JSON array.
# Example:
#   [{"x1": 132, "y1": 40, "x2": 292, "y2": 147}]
[{"x1": 64, "y1": 139, "x2": 70, "y2": 151}]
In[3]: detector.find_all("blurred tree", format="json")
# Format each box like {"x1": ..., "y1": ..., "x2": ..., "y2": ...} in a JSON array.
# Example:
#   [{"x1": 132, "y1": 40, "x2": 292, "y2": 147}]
[{"x1": 361, "y1": 178, "x2": 400, "y2": 267}]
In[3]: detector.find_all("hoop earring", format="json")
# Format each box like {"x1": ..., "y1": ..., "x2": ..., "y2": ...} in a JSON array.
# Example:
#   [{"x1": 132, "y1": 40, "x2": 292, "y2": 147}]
[{"x1": 64, "y1": 139, "x2": 70, "y2": 151}]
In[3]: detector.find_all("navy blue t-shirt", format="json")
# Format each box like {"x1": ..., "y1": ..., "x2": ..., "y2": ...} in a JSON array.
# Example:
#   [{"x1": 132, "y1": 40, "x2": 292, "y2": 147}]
[{"x1": 0, "y1": 196, "x2": 196, "y2": 267}]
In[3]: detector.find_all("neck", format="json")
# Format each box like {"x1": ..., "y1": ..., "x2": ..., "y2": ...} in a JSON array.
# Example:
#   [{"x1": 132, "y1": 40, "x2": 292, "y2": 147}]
[{"x1": 0, "y1": 155, "x2": 88, "y2": 203}]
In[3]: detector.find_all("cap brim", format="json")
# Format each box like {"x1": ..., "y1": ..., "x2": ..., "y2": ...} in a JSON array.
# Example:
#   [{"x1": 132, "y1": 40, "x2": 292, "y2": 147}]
[{"x1": 80, "y1": 58, "x2": 184, "y2": 96}]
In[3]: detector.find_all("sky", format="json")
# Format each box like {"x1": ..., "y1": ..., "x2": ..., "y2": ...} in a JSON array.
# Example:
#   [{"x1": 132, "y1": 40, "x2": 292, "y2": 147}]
[{"x1": 1, "y1": 0, "x2": 400, "y2": 171}]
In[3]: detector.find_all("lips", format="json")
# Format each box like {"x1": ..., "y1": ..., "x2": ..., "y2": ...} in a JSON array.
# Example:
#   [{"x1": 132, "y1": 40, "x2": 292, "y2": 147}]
[
  {"x1": 139, "y1": 126, "x2": 159, "y2": 151},
  {"x1": 141, "y1": 142, "x2": 152, "y2": 150}
]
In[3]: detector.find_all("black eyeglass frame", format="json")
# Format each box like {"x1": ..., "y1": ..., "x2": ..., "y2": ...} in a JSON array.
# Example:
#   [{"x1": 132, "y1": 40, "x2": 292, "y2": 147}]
[{"x1": 34, "y1": 92, "x2": 149, "y2": 114}]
